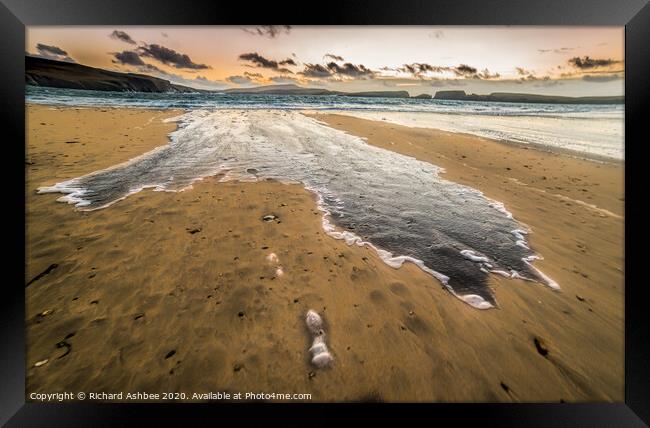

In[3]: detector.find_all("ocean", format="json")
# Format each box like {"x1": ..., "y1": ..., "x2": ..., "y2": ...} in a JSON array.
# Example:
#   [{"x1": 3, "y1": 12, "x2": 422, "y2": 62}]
[
  {"x1": 28, "y1": 86, "x2": 623, "y2": 308},
  {"x1": 27, "y1": 86, "x2": 624, "y2": 160}
]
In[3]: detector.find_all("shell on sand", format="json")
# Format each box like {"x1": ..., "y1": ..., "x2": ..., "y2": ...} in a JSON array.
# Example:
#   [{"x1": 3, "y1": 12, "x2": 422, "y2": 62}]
[
  {"x1": 309, "y1": 337, "x2": 328, "y2": 355},
  {"x1": 305, "y1": 309, "x2": 323, "y2": 335},
  {"x1": 305, "y1": 309, "x2": 333, "y2": 367},
  {"x1": 312, "y1": 351, "x2": 333, "y2": 368}
]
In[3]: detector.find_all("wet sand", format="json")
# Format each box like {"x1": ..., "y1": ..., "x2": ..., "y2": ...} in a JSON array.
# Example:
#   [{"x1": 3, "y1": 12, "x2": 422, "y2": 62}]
[{"x1": 26, "y1": 105, "x2": 623, "y2": 402}]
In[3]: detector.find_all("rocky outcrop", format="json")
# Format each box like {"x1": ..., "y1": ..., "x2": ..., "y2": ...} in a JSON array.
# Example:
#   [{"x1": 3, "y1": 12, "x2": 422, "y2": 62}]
[{"x1": 26, "y1": 56, "x2": 202, "y2": 93}]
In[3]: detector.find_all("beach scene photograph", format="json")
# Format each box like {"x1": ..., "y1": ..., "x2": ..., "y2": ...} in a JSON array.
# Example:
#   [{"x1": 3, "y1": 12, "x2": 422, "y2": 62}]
[{"x1": 25, "y1": 25, "x2": 624, "y2": 402}]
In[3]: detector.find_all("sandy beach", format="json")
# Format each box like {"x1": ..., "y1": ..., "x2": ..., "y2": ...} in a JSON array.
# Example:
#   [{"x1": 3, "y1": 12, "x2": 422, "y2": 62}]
[{"x1": 26, "y1": 105, "x2": 624, "y2": 402}]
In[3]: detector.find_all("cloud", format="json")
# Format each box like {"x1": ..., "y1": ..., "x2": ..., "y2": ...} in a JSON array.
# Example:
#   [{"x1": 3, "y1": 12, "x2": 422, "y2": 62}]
[
  {"x1": 238, "y1": 52, "x2": 294, "y2": 72},
  {"x1": 515, "y1": 67, "x2": 530, "y2": 76},
  {"x1": 517, "y1": 74, "x2": 539, "y2": 82},
  {"x1": 226, "y1": 75, "x2": 252, "y2": 85},
  {"x1": 300, "y1": 63, "x2": 332, "y2": 78},
  {"x1": 403, "y1": 63, "x2": 432, "y2": 74},
  {"x1": 453, "y1": 64, "x2": 477, "y2": 77},
  {"x1": 148, "y1": 68, "x2": 226, "y2": 89},
  {"x1": 162, "y1": 75, "x2": 222, "y2": 89},
  {"x1": 515, "y1": 74, "x2": 549, "y2": 83},
  {"x1": 326, "y1": 62, "x2": 374, "y2": 78},
  {"x1": 112, "y1": 50, "x2": 145, "y2": 66},
  {"x1": 225, "y1": 71, "x2": 266, "y2": 84},
  {"x1": 299, "y1": 62, "x2": 375, "y2": 79},
  {"x1": 109, "y1": 30, "x2": 136, "y2": 45},
  {"x1": 37, "y1": 43, "x2": 67, "y2": 56},
  {"x1": 138, "y1": 44, "x2": 210, "y2": 70},
  {"x1": 397, "y1": 63, "x2": 449, "y2": 78},
  {"x1": 226, "y1": 71, "x2": 264, "y2": 85},
  {"x1": 137, "y1": 63, "x2": 165, "y2": 74},
  {"x1": 476, "y1": 68, "x2": 500, "y2": 79},
  {"x1": 111, "y1": 55, "x2": 225, "y2": 89},
  {"x1": 324, "y1": 53, "x2": 344, "y2": 62},
  {"x1": 34, "y1": 43, "x2": 76, "y2": 63},
  {"x1": 582, "y1": 73, "x2": 622, "y2": 82},
  {"x1": 435, "y1": 64, "x2": 501, "y2": 79},
  {"x1": 513, "y1": 67, "x2": 547, "y2": 82},
  {"x1": 110, "y1": 51, "x2": 171, "y2": 76},
  {"x1": 538, "y1": 47, "x2": 577, "y2": 54},
  {"x1": 390, "y1": 62, "x2": 501, "y2": 81},
  {"x1": 182, "y1": 75, "x2": 226, "y2": 89},
  {"x1": 242, "y1": 25, "x2": 291, "y2": 38},
  {"x1": 270, "y1": 76, "x2": 299, "y2": 84},
  {"x1": 115, "y1": 61, "x2": 167, "y2": 76},
  {"x1": 244, "y1": 71, "x2": 264, "y2": 79},
  {"x1": 568, "y1": 56, "x2": 619, "y2": 69}
]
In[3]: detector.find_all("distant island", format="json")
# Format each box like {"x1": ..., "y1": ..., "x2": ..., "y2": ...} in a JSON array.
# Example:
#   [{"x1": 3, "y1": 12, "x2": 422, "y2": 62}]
[{"x1": 434, "y1": 90, "x2": 623, "y2": 104}]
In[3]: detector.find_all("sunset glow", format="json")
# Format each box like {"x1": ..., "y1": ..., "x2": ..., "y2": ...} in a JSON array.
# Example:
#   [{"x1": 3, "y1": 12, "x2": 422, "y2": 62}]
[{"x1": 27, "y1": 26, "x2": 624, "y2": 96}]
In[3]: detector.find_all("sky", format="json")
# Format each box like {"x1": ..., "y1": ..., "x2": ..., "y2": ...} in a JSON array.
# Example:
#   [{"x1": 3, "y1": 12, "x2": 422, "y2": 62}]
[{"x1": 27, "y1": 26, "x2": 624, "y2": 96}]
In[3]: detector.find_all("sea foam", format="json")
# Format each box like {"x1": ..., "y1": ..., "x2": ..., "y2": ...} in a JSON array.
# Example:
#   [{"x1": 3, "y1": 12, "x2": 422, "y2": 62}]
[
  {"x1": 37, "y1": 109, "x2": 559, "y2": 308},
  {"x1": 328, "y1": 110, "x2": 624, "y2": 161}
]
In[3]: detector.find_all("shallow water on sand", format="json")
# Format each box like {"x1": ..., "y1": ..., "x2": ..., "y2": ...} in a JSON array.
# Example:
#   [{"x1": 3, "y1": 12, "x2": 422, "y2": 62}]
[
  {"x1": 39, "y1": 109, "x2": 559, "y2": 308},
  {"x1": 27, "y1": 86, "x2": 624, "y2": 160},
  {"x1": 327, "y1": 110, "x2": 624, "y2": 160}
]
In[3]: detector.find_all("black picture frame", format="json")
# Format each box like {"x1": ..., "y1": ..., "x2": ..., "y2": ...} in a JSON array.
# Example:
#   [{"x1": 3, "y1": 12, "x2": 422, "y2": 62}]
[{"x1": 2, "y1": 0, "x2": 648, "y2": 425}]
